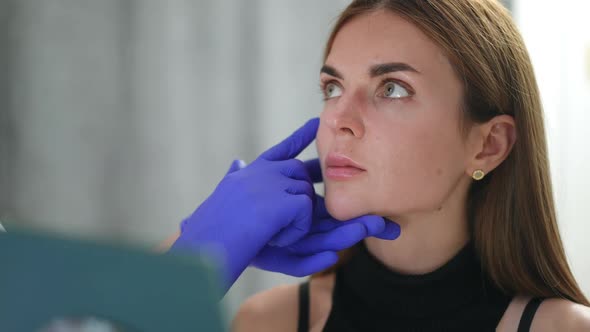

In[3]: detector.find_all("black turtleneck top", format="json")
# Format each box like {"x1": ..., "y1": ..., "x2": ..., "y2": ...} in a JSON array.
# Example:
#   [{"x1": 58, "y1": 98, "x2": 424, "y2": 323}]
[{"x1": 305, "y1": 241, "x2": 514, "y2": 331}]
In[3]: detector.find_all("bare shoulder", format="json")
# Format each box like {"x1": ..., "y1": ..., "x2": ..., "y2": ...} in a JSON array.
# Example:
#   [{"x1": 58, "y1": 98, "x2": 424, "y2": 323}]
[
  {"x1": 496, "y1": 296, "x2": 532, "y2": 331},
  {"x1": 231, "y1": 274, "x2": 336, "y2": 332},
  {"x1": 231, "y1": 282, "x2": 300, "y2": 332},
  {"x1": 532, "y1": 298, "x2": 590, "y2": 331}
]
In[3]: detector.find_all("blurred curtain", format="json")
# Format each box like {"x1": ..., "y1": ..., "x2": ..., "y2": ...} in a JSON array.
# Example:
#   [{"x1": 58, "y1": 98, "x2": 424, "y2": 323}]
[{"x1": 0, "y1": 0, "x2": 350, "y2": 319}]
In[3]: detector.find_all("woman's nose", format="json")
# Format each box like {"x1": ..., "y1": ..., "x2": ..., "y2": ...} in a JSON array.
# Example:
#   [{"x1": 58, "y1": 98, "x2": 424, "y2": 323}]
[{"x1": 323, "y1": 94, "x2": 366, "y2": 139}]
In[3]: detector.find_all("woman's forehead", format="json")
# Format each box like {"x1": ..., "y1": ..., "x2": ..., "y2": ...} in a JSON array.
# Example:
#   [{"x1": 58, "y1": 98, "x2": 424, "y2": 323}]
[{"x1": 325, "y1": 10, "x2": 452, "y2": 78}]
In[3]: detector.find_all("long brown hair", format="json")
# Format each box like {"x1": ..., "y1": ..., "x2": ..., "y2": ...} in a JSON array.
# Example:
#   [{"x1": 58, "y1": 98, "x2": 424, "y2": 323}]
[{"x1": 316, "y1": 0, "x2": 589, "y2": 305}]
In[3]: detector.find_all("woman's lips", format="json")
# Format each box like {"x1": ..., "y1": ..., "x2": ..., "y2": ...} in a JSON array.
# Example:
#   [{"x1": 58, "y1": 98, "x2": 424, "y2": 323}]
[
  {"x1": 325, "y1": 153, "x2": 366, "y2": 180},
  {"x1": 325, "y1": 166, "x2": 365, "y2": 179}
]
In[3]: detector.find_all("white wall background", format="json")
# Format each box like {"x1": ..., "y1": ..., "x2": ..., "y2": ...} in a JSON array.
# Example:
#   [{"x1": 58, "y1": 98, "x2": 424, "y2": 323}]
[
  {"x1": 514, "y1": 0, "x2": 590, "y2": 297},
  {"x1": 0, "y1": 0, "x2": 588, "y2": 322}
]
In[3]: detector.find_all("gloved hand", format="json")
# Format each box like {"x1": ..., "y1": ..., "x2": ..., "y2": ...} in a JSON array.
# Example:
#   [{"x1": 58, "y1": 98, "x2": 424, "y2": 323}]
[
  {"x1": 252, "y1": 196, "x2": 401, "y2": 276},
  {"x1": 226, "y1": 158, "x2": 401, "y2": 276},
  {"x1": 168, "y1": 118, "x2": 320, "y2": 293}
]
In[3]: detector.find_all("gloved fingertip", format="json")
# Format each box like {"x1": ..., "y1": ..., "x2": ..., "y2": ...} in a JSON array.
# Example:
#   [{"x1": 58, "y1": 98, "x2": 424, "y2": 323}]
[
  {"x1": 226, "y1": 159, "x2": 246, "y2": 175},
  {"x1": 319, "y1": 251, "x2": 339, "y2": 265},
  {"x1": 374, "y1": 219, "x2": 401, "y2": 240},
  {"x1": 359, "y1": 215, "x2": 386, "y2": 236}
]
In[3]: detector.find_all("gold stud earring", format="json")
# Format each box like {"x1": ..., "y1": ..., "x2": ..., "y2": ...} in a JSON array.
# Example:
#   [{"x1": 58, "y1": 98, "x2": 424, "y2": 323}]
[{"x1": 472, "y1": 170, "x2": 485, "y2": 181}]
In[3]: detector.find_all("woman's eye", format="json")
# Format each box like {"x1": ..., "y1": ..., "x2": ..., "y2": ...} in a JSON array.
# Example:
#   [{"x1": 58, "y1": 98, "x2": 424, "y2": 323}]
[
  {"x1": 323, "y1": 82, "x2": 343, "y2": 99},
  {"x1": 382, "y1": 81, "x2": 410, "y2": 99}
]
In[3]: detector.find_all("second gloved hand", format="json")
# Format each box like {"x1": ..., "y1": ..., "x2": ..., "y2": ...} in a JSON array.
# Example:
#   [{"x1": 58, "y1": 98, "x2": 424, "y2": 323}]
[
  {"x1": 226, "y1": 158, "x2": 401, "y2": 277},
  {"x1": 251, "y1": 195, "x2": 401, "y2": 276}
]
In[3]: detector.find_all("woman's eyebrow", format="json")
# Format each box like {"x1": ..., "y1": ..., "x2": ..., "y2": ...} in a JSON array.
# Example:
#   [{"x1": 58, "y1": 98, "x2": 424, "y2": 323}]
[
  {"x1": 320, "y1": 65, "x2": 343, "y2": 79},
  {"x1": 370, "y1": 62, "x2": 420, "y2": 77},
  {"x1": 320, "y1": 62, "x2": 420, "y2": 79}
]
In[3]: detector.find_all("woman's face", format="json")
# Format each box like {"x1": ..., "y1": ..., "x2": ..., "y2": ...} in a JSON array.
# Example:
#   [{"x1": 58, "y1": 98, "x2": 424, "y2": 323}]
[{"x1": 316, "y1": 10, "x2": 469, "y2": 221}]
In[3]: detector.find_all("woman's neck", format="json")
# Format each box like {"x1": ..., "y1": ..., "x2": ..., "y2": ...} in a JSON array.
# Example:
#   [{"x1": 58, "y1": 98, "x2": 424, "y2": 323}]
[{"x1": 365, "y1": 183, "x2": 470, "y2": 275}]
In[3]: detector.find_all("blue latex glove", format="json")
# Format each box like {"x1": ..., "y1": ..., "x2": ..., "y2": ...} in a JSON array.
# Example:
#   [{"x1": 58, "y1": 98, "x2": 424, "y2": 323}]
[
  {"x1": 168, "y1": 118, "x2": 320, "y2": 293},
  {"x1": 226, "y1": 158, "x2": 401, "y2": 276}
]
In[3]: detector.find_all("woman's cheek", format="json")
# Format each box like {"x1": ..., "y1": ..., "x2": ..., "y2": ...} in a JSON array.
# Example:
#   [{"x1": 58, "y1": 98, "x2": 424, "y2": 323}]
[{"x1": 315, "y1": 121, "x2": 331, "y2": 157}]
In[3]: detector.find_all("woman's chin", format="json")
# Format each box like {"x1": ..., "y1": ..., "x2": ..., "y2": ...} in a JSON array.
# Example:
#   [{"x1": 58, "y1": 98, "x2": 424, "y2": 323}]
[{"x1": 324, "y1": 195, "x2": 369, "y2": 221}]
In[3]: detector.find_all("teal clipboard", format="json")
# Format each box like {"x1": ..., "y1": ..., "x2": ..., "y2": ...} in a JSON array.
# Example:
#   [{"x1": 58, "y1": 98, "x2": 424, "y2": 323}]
[{"x1": 0, "y1": 230, "x2": 226, "y2": 332}]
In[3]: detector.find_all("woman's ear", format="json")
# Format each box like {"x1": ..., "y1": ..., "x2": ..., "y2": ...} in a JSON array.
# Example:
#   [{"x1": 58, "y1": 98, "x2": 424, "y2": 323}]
[{"x1": 466, "y1": 115, "x2": 516, "y2": 178}]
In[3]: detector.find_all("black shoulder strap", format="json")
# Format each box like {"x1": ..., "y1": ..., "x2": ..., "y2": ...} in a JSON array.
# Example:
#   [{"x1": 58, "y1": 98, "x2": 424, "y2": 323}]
[
  {"x1": 298, "y1": 280, "x2": 311, "y2": 332},
  {"x1": 517, "y1": 297, "x2": 544, "y2": 332}
]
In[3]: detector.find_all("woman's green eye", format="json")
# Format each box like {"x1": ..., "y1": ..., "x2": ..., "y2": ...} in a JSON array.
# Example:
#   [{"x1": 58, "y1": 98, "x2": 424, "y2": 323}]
[
  {"x1": 383, "y1": 82, "x2": 410, "y2": 98},
  {"x1": 324, "y1": 83, "x2": 343, "y2": 99}
]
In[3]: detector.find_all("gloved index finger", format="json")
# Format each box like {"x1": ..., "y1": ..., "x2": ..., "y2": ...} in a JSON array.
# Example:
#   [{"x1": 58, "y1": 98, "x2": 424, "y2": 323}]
[{"x1": 258, "y1": 118, "x2": 319, "y2": 161}]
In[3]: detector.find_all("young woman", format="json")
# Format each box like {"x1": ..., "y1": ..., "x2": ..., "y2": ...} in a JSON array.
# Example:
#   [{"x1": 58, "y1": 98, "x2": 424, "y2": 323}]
[{"x1": 232, "y1": 0, "x2": 590, "y2": 331}]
